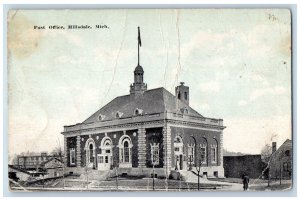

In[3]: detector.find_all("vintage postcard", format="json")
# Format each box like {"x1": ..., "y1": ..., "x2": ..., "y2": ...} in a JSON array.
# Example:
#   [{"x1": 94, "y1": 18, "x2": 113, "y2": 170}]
[{"x1": 7, "y1": 9, "x2": 292, "y2": 192}]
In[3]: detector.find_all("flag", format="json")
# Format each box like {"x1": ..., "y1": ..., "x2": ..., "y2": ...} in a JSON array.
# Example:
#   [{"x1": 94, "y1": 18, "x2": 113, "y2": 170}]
[{"x1": 138, "y1": 27, "x2": 142, "y2": 47}]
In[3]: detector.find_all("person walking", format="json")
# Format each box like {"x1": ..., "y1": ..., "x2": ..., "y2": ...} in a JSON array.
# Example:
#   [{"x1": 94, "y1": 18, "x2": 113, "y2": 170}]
[{"x1": 242, "y1": 174, "x2": 250, "y2": 191}]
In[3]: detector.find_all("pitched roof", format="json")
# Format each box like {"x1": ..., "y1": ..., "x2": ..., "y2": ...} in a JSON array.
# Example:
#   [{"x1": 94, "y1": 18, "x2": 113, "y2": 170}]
[
  {"x1": 40, "y1": 157, "x2": 63, "y2": 166},
  {"x1": 8, "y1": 165, "x2": 31, "y2": 175},
  {"x1": 83, "y1": 87, "x2": 203, "y2": 123}
]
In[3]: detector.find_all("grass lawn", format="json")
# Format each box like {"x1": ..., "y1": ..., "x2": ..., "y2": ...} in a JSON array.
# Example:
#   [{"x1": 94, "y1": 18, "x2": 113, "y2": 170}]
[
  {"x1": 208, "y1": 177, "x2": 243, "y2": 184},
  {"x1": 92, "y1": 178, "x2": 227, "y2": 190},
  {"x1": 249, "y1": 180, "x2": 292, "y2": 191},
  {"x1": 25, "y1": 176, "x2": 228, "y2": 191}
]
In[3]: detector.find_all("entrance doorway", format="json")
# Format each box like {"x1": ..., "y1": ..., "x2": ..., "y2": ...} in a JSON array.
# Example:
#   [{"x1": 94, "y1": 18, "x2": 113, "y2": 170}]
[
  {"x1": 174, "y1": 136, "x2": 183, "y2": 170},
  {"x1": 98, "y1": 137, "x2": 113, "y2": 170}
]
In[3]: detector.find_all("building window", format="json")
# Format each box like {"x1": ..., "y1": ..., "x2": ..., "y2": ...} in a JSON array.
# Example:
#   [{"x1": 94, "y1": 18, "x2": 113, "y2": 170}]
[
  {"x1": 151, "y1": 143, "x2": 160, "y2": 165},
  {"x1": 184, "y1": 108, "x2": 188, "y2": 114},
  {"x1": 200, "y1": 145, "x2": 207, "y2": 164},
  {"x1": 134, "y1": 108, "x2": 143, "y2": 116},
  {"x1": 211, "y1": 138, "x2": 218, "y2": 164},
  {"x1": 211, "y1": 146, "x2": 217, "y2": 163},
  {"x1": 89, "y1": 144, "x2": 94, "y2": 162},
  {"x1": 178, "y1": 92, "x2": 181, "y2": 99},
  {"x1": 285, "y1": 150, "x2": 291, "y2": 157},
  {"x1": 119, "y1": 136, "x2": 132, "y2": 164},
  {"x1": 184, "y1": 92, "x2": 188, "y2": 100},
  {"x1": 283, "y1": 162, "x2": 291, "y2": 172},
  {"x1": 188, "y1": 144, "x2": 195, "y2": 164},
  {"x1": 98, "y1": 155, "x2": 104, "y2": 163},
  {"x1": 70, "y1": 148, "x2": 75, "y2": 165},
  {"x1": 98, "y1": 114, "x2": 105, "y2": 121},
  {"x1": 124, "y1": 141, "x2": 130, "y2": 162},
  {"x1": 85, "y1": 138, "x2": 96, "y2": 166},
  {"x1": 116, "y1": 111, "x2": 123, "y2": 118}
]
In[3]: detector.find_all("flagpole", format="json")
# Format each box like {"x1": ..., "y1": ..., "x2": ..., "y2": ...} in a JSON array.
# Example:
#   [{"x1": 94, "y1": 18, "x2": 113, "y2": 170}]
[{"x1": 138, "y1": 27, "x2": 140, "y2": 65}]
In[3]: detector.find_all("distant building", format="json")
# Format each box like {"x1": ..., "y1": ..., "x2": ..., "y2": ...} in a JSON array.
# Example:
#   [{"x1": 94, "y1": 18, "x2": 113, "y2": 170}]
[
  {"x1": 8, "y1": 165, "x2": 46, "y2": 182},
  {"x1": 40, "y1": 157, "x2": 64, "y2": 178},
  {"x1": 17, "y1": 153, "x2": 62, "y2": 170},
  {"x1": 269, "y1": 139, "x2": 292, "y2": 179},
  {"x1": 223, "y1": 155, "x2": 264, "y2": 178}
]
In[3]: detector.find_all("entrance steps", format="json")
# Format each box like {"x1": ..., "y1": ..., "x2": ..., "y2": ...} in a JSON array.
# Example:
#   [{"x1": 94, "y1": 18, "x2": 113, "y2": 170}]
[
  {"x1": 79, "y1": 169, "x2": 112, "y2": 181},
  {"x1": 181, "y1": 170, "x2": 208, "y2": 183}
]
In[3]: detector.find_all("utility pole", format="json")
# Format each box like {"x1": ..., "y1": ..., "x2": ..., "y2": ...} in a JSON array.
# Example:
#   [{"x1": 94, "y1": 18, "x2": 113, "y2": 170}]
[
  {"x1": 279, "y1": 150, "x2": 283, "y2": 186},
  {"x1": 42, "y1": 174, "x2": 45, "y2": 188},
  {"x1": 62, "y1": 155, "x2": 65, "y2": 189},
  {"x1": 280, "y1": 164, "x2": 282, "y2": 185},
  {"x1": 86, "y1": 166, "x2": 89, "y2": 189},
  {"x1": 115, "y1": 167, "x2": 119, "y2": 190},
  {"x1": 152, "y1": 165, "x2": 155, "y2": 191}
]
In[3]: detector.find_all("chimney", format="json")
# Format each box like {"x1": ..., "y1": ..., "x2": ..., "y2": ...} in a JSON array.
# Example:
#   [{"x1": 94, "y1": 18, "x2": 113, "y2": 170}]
[
  {"x1": 272, "y1": 142, "x2": 277, "y2": 153},
  {"x1": 175, "y1": 82, "x2": 189, "y2": 106}
]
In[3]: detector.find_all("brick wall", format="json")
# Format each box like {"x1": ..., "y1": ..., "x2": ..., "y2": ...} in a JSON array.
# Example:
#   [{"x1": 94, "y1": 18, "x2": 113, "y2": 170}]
[{"x1": 170, "y1": 127, "x2": 221, "y2": 168}]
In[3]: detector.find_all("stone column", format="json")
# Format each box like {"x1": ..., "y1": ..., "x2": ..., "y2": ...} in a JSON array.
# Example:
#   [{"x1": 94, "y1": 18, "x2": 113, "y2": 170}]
[
  {"x1": 163, "y1": 125, "x2": 172, "y2": 174},
  {"x1": 76, "y1": 135, "x2": 81, "y2": 167},
  {"x1": 64, "y1": 136, "x2": 68, "y2": 165},
  {"x1": 220, "y1": 131, "x2": 224, "y2": 167},
  {"x1": 138, "y1": 127, "x2": 146, "y2": 168}
]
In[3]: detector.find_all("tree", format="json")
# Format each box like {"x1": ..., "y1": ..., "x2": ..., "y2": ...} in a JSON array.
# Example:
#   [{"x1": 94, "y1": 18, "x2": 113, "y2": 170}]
[
  {"x1": 195, "y1": 154, "x2": 203, "y2": 191},
  {"x1": 51, "y1": 146, "x2": 64, "y2": 157},
  {"x1": 261, "y1": 143, "x2": 272, "y2": 164}
]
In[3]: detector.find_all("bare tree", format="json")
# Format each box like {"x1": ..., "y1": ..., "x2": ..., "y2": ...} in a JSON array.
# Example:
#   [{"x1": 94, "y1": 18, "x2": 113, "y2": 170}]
[
  {"x1": 261, "y1": 143, "x2": 272, "y2": 164},
  {"x1": 51, "y1": 146, "x2": 64, "y2": 157}
]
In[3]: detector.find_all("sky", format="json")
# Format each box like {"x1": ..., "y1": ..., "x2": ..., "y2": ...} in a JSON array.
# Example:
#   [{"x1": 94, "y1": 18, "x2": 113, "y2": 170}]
[{"x1": 7, "y1": 9, "x2": 291, "y2": 157}]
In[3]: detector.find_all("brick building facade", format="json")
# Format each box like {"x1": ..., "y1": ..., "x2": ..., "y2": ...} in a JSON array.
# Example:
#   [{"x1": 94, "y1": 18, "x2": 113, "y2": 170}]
[{"x1": 61, "y1": 32, "x2": 225, "y2": 178}]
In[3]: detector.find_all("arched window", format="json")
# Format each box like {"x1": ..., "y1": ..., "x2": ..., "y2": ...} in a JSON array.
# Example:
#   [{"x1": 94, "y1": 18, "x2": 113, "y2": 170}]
[
  {"x1": 124, "y1": 141, "x2": 130, "y2": 162},
  {"x1": 116, "y1": 111, "x2": 123, "y2": 118},
  {"x1": 134, "y1": 108, "x2": 143, "y2": 116},
  {"x1": 98, "y1": 114, "x2": 105, "y2": 121},
  {"x1": 84, "y1": 138, "x2": 96, "y2": 167},
  {"x1": 199, "y1": 137, "x2": 208, "y2": 164},
  {"x1": 211, "y1": 138, "x2": 218, "y2": 164},
  {"x1": 89, "y1": 144, "x2": 94, "y2": 162},
  {"x1": 119, "y1": 135, "x2": 133, "y2": 167},
  {"x1": 188, "y1": 144, "x2": 195, "y2": 164}
]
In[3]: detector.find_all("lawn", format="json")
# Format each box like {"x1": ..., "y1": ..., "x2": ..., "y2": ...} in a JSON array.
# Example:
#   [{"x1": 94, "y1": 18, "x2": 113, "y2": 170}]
[
  {"x1": 249, "y1": 180, "x2": 292, "y2": 191},
  {"x1": 24, "y1": 176, "x2": 227, "y2": 191}
]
